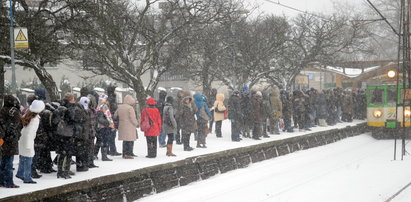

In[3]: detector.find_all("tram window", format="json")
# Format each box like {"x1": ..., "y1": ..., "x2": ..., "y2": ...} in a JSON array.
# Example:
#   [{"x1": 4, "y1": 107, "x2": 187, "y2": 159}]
[
  {"x1": 370, "y1": 89, "x2": 384, "y2": 105},
  {"x1": 400, "y1": 89, "x2": 411, "y2": 104},
  {"x1": 387, "y1": 88, "x2": 397, "y2": 104}
]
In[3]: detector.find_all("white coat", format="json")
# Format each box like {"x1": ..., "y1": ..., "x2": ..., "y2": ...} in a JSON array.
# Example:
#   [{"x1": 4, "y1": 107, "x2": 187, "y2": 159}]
[{"x1": 18, "y1": 115, "x2": 40, "y2": 157}]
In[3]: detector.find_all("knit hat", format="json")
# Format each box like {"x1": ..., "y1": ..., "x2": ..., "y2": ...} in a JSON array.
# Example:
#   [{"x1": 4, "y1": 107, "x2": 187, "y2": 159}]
[
  {"x1": 79, "y1": 97, "x2": 90, "y2": 110},
  {"x1": 166, "y1": 96, "x2": 174, "y2": 104},
  {"x1": 256, "y1": 91, "x2": 262, "y2": 97},
  {"x1": 30, "y1": 100, "x2": 45, "y2": 113},
  {"x1": 99, "y1": 94, "x2": 108, "y2": 102}
]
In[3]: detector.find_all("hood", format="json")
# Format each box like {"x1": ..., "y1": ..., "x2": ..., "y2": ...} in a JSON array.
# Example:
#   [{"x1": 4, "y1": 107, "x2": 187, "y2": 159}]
[
  {"x1": 79, "y1": 97, "x2": 90, "y2": 110},
  {"x1": 106, "y1": 85, "x2": 116, "y2": 96},
  {"x1": 271, "y1": 88, "x2": 280, "y2": 97},
  {"x1": 166, "y1": 96, "x2": 174, "y2": 105},
  {"x1": 80, "y1": 87, "x2": 90, "y2": 97},
  {"x1": 124, "y1": 95, "x2": 135, "y2": 106},
  {"x1": 35, "y1": 88, "x2": 47, "y2": 100},
  {"x1": 216, "y1": 93, "x2": 225, "y2": 102},
  {"x1": 194, "y1": 93, "x2": 204, "y2": 103},
  {"x1": 3, "y1": 95, "x2": 19, "y2": 108},
  {"x1": 146, "y1": 97, "x2": 157, "y2": 106},
  {"x1": 159, "y1": 90, "x2": 167, "y2": 101}
]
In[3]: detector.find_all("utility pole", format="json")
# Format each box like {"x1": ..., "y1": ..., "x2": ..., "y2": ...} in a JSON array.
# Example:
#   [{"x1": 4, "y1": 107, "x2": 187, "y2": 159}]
[{"x1": 9, "y1": 0, "x2": 16, "y2": 94}]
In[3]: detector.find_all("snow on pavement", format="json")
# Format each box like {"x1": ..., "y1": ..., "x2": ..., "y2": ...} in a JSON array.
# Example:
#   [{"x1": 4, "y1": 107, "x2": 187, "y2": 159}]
[
  {"x1": 138, "y1": 133, "x2": 411, "y2": 202},
  {"x1": 1, "y1": 120, "x2": 365, "y2": 199}
]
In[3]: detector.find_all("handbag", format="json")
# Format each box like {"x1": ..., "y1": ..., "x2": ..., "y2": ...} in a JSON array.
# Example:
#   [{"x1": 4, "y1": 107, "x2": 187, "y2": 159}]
[
  {"x1": 141, "y1": 109, "x2": 153, "y2": 132},
  {"x1": 215, "y1": 103, "x2": 225, "y2": 113}
]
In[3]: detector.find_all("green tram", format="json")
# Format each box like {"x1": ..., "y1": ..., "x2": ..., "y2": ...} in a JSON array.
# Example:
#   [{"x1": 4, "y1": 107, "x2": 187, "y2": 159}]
[{"x1": 366, "y1": 85, "x2": 411, "y2": 139}]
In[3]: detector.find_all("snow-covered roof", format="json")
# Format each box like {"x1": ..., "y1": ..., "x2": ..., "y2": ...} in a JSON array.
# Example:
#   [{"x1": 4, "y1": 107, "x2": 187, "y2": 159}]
[
  {"x1": 94, "y1": 87, "x2": 105, "y2": 92},
  {"x1": 317, "y1": 65, "x2": 381, "y2": 78},
  {"x1": 170, "y1": 87, "x2": 182, "y2": 91},
  {"x1": 72, "y1": 87, "x2": 81, "y2": 92},
  {"x1": 20, "y1": 88, "x2": 35, "y2": 93}
]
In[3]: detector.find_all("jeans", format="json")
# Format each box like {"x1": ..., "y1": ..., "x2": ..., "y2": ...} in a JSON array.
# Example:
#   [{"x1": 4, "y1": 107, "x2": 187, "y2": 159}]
[
  {"x1": 17, "y1": 155, "x2": 33, "y2": 182},
  {"x1": 0, "y1": 155, "x2": 15, "y2": 187},
  {"x1": 158, "y1": 129, "x2": 166, "y2": 146}
]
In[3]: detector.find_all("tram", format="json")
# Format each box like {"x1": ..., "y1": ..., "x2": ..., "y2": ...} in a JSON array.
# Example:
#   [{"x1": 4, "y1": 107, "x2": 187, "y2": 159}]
[{"x1": 366, "y1": 84, "x2": 411, "y2": 139}]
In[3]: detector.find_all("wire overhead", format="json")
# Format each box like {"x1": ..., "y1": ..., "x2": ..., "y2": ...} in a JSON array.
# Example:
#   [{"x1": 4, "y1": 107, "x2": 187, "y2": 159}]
[{"x1": 261, "y1": 0, "x2": 330, "y2": 21}]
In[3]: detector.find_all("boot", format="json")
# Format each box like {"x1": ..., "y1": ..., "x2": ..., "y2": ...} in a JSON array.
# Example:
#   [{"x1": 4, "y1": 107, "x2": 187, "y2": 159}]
[
  {"x1": 94, "y1": 145, "x2": 100, "y2": 160},
  {"x1": 57, "y1": 156, "x2": 71, "y2": 179},
  {"x1": 102, "y1": 147, "x2": 112, "y2": 161},
  {"x1": 88, "y1": 153, "x2": 98, "y2": 168},
  {"x1": 175, "y1": 134, "x2": 182, "y2": 145},
  {"x1": 166, "y1": 144, "x2": 176, "y2": 156}
]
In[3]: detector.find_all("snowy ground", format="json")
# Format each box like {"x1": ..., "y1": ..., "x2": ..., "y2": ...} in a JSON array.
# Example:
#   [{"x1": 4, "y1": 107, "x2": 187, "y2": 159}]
[
  {"x1": 139, "y1": 133, "x2": 411, "y2": 202},
  {"x1": 0, "y1": 119, "x2": 372, "y2": 199}
]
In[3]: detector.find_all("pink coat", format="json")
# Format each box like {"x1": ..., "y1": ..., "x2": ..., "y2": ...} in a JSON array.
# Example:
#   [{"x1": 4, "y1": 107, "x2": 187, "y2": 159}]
[
  {"x1": 114, "y1": 95, "x2": 139, "y2": 141},
  {"x1": 140, "y1": 98, "x2": 162, "y2": 137}
]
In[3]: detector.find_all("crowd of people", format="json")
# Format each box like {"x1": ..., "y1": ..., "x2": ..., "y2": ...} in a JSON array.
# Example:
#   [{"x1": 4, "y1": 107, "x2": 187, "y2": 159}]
[{"x1": 0, "y1": 86, "x2": 366, "y2": 188}]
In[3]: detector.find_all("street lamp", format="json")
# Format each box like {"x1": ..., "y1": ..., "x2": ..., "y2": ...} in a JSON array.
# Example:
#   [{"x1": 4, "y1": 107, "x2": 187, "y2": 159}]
[{"x1": 9, "y1": 0, "x2": 16, "y2": 94}]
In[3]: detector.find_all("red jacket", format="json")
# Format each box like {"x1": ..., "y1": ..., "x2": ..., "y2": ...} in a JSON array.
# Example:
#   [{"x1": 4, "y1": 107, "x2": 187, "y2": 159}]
[{"x1": 140, "y1": 98, "x2": 162, "y2": 137}]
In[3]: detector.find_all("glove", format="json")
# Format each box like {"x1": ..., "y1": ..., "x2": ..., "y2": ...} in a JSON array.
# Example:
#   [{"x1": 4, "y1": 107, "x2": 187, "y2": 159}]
[{"x1": 0, "y1": 138, "x2": 4, "y2": 146}]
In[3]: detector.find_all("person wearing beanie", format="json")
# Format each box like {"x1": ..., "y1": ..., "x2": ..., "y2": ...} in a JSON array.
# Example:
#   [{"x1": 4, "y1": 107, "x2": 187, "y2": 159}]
[
  {"x1": 140, "y1": 98, "x2": 162, "y2": 158},
  {"x1": 106, "y1": 86, "x2": 120, "y2": 156},
  {"x1": 114, "y1": 95, "x2": 139, "y2": 159},
  {"x1": 194, "y1": 93, "x2": 212, "y2": 148},
  {"x1": 162, "y1": 96, "x2": 177, "y2": 156},
  {"x1": 16, "y1": 100, "x2": 45, "y2": 184},
  {"x1": 157, "y1": 90, "x2": 167, "y2": 148},
  {"x1": 95, "y1": 93, "x2": 115, "y2": 161},
  {"x1": 0, "y1": 95, "x2": 23, "y2": 188}
]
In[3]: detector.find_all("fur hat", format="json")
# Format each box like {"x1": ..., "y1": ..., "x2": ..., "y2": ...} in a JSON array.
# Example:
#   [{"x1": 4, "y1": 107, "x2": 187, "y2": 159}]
[
  {"x1": 30, "y1": 100, "x2": 45, "y2": 113},
  {"x1": 99, "y1": 94, "x2": 108, "y2": 102},
  {"x1": 255, "y1": 91, "x2": 262, "y2": 97},
  {"x1": 79, "y1": 97, "x2": 90, "y2": 110}
]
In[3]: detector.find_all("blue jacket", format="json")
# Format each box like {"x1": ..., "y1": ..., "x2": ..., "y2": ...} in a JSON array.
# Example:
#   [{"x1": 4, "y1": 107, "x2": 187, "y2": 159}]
[{"x1": 194, "y1": 93, "x2": 212, "y2": 120}]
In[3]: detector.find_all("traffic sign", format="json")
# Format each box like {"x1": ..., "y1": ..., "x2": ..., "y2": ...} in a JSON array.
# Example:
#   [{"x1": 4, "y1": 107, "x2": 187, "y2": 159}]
[{"x1": 14, "y1": 27, "x2": 29, "y2": 49}]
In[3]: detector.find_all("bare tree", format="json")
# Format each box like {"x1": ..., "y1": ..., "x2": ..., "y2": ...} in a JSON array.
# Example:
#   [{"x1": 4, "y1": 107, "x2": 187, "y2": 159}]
[{"x1": 0, "y1": 0, "x2": 86, "y2": 101}]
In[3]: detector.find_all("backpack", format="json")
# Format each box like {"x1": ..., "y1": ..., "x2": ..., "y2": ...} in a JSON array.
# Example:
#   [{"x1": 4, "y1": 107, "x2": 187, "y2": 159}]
[{"x1": 55, "y1": 107, "x2": 74, "y2": 137}]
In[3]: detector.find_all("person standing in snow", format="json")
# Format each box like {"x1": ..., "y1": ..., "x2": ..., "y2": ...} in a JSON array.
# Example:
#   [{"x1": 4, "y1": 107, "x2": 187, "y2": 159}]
[
  {"x1": 106, "y1": 85, "x2": 121, "y2": 156},
  {"x1": 162, "y1": 96, "x2": 177, "y2": 156},
  {"x1": 194, "y1": 93, "x2": 212, "y2": 148},
  {"x1": 228, "y1": 91, "x2": 242, "y2": 141},
  {"x1": 176, "y1": 92, "x2": 197, "y2": 151},
  {"x1": 208, "y1": 88, "x2": 217, "y2": 133},
  {"x1": 16, "y1": 100, "x2": 45, "y2": 184},
  {"x1": 213, "y1": 93, "x2": 226, "y2": 138},
  {"x1": 157, "y1": 90, "x2": 168, "y2": 148},
  {"x1": 113, "y1": 95, "x2": 139, "y2": 159},
  {"x1": 251, "y1": 91, "x2": 265, "y2": 140},
  {"x1": 0, "y1": 95, "x2": 23, "y2": 188},
  {"x1": 95, "y1": 94, "x2": 115, "y2": 161},
  {"x1": 141, "y1": 98, "x2": 162, "y2": 158},
  {"x1": 269, "y1": 88, "x2": 282, "y2": 134}
]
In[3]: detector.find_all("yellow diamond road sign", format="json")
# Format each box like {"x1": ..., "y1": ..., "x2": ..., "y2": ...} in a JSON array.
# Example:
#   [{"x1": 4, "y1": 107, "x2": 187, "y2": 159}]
[{"x1": 14, "y1": 27, "x2": 29, "y2": 49}]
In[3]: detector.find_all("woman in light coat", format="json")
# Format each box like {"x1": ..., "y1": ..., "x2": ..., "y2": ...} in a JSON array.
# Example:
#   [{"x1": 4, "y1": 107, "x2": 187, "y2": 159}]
[
  {"x1": 17, "y1": 100, "x2": 45, "y2": 184},
  {"x1": 162, "y1": 96, "x2": 177, "y2": 156},
  {"x1": 114, "y1": 95, "x2": 139, "y2": 159},
  {"x1": 213, "y1": 93, "x2": 226, "y2": 138}
]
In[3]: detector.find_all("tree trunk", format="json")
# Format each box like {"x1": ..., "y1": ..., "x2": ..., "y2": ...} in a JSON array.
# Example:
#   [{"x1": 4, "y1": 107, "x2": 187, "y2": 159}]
[
  {"x1": 31, "y1": 65, "x2": 59, "y2": 101},
  {"x1": 132, "y1": 79, "x2": 149, "y2": 111}
]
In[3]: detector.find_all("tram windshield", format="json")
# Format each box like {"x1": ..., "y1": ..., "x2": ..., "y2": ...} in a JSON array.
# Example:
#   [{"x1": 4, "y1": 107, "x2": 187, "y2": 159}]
[
  {"x1": 387, "y1": 88, "x2": 397, "y2": 105},
  {"x1": 370, "y1": 89, "x2": 384, "y2": 105}
]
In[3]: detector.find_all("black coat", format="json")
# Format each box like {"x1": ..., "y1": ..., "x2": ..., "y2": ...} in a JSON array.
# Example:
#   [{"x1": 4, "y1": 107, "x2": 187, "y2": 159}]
[
  {"x1": 228, "y1": 95, "x2": 242, "y2": 121},
  {"x1": 0, "y1": 95, "x2": 22, "y2": 156}
]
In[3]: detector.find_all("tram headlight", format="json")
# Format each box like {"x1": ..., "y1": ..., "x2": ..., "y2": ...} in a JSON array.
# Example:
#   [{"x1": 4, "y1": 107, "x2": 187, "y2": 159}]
[
  {"x1": 387, "y1": 70, "x2": 396, "y2": 78},
  {"x1": 373, "y1": 110, "x2": 383, "y2": 118},
  {"x1": 404, "y1": 109, "x2": 411, "y2": 118}
]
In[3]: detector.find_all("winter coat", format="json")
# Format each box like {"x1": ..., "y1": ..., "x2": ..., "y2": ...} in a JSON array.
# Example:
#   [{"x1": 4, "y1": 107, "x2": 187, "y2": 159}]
[
  {"x1": 0, "y1": 95, "x2": 22, "y2": 156},
  {"x1": 208, "y1": 88, "x2": 217, "y2": 109},
  {"x1": 270, "y1": 89, "x2": 283, "y2": 119},
  {"x1": 262, "y1": 93, "x2": 273, "y2": 120},
  {"x1": 19, "y1": 115, "x2": 40, "y2": 157},
  {"x1": 114, "y1": 95, "x2": 139, "y2": 141},
  {"x1": 316, "y1": 93, "x2": 328, "y2": 119},
  {"x1": 213, "y1": 93, "x2": 226, "y2": 121},
  {"x1": 251, "y1": 94, "x2": 265, "y2": 124},
  {"x1": 83, "y1": 108, "x2": 96, "y2": 140},
  {"x1": 157, "y1": 91, "x2": 167, "y2": 118},
  {"x1": 194, "y1": 93, "x2": 212, "y2": 122},
  {"x1": 342, "y1": 93, "x2": 353, "y2": 114},
  {"x1": 34, "y1": 103, "x2": 54, "y2": 149},
  {"x1": 228, "y1": 94, "x2": 242, "y2": 121},
  {"x1": 97, "y1": 100, "x2": 114, "y2": 129},
  {"x1": 162, "y1": 103, "x2": 177, "y2": 134},
  {"x1": 65, "y1": 102, "x2": 87, "y2": 139},
  {"x1": 240, "y1": 94, "x2": 253, "y2": 125},
  {"x1": 140, "y1": 98, "x2": 162, "y2": 137},
  {"x1": 176, "y1": 96, "x2": 197, "y2": 134}
]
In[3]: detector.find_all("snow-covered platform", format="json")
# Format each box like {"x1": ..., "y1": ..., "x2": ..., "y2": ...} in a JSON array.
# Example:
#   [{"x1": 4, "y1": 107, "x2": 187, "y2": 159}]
[{"x1": 0, "y1": 121, "x2": 368, "y2": 202}]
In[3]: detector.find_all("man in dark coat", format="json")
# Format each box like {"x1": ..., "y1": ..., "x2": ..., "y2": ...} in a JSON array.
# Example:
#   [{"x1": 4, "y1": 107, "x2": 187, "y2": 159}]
[
  {"x1": 175, "y1": 92, "x2": 197, "y2": 151},
  {"x1": 228, "y1": 90, "x2": 243, "y2": 142},
  {"x1": 34, "y1": 88, "x2": 57, "y2": 176},
  {"x1": 240, "y1": 90, "x2": 252, "y2": 138},
  {"x1": 157, "y1": 89, "x2": 167, "y2": 147},
  {"x1": 208, "y1": 88, "x2": 217, "y2": 133},
  {"x1": 106, "y1": 85, "x2": 121, "y2": 156},
  {"x1": 0, "y1": 95, "x2": 22, "y2": 188}
]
